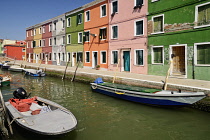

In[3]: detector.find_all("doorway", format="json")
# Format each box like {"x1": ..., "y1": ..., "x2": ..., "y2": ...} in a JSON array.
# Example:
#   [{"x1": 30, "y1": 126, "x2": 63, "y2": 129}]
[
  {"x1": 123, "y1": 51, "x2": 130, "y2": 72},
  {"x1": 92, "y1": 51, "x2": 98, "y2": 68},
  {"x1": 171, "y1": 45, "x2": 186, "y2": 76}
]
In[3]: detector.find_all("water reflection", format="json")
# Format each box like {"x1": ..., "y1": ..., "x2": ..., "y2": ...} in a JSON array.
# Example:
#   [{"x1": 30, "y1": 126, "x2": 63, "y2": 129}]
[{"x1": 1, "y1": 70, "x2": 210, "y2": 140}]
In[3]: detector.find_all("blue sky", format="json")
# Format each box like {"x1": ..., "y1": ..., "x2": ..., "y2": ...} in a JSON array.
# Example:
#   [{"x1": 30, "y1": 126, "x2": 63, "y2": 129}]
[{"x1": 0, "y1": 0, "x2": 93, "y2": 41}]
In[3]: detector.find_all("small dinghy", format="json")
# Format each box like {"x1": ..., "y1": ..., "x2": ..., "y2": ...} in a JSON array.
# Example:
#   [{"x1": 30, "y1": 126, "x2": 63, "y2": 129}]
[{"x1": 5, "y1": 88, "x2": 77, "y2": 135}]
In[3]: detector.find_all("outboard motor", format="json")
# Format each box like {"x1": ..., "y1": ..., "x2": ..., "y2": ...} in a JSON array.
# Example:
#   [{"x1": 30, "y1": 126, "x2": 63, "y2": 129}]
[{"x1": 13, "y1": 87, "x2": 28, "y2": 99}]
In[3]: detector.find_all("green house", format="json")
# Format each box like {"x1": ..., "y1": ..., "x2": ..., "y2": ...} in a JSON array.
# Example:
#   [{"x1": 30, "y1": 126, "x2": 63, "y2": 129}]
[
  {"x1": 148, "y1": 0, "x2": 210, "y2": 80},
  {"x1": 65, "y1": 7, "x2": 84, "y2": 67}
]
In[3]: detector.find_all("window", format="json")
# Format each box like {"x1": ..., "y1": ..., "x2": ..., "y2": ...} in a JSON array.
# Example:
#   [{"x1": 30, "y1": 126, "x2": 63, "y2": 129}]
[
  {"x1": 67, "y1": 17, "x2": 71, "y2": 27},
  {"x1": 62, "y1": 53, "x2": 65, "y2": 61},
  {"x1": 34, "y1": 29, "x2": 36, "y2": 36},
  {"x1": 33, "y1": 41, "x2": 36, "y2": 48},
  {"x1": 135, "y1": 49, "x2": 144, "y2": 65},
  {"x1": 152, "y1": 46, "x2": 163, "y2": 64},
  {"x1": 62, "y1": 20, "x2": 65, "y2": 28},
  {"x1": 31, "y1": 30, "x2": 33, "y2": 36},
  {"x1": 195, "y1": 43, "x2": 210, "y2": 65},
  {"x1": 101, "y1": 4, "x2": 107, "y2": 17},
  {"x1": 86, "y1": 51, "x2": 90, "y2": 63},
  {"x1": 152, "y1": 14, "x2": 164, "y2": 33},
  {"x1": 112, "y1": 0, "x2": 118, "y2": 14},
  {"x1": 101, "y1": 51, "x2": 107, "y2": 64},
  {"x1": 27, "y1": 31, "x2": 29, "y2": 37},
  {"x1": 49, "y1": 24, "x2": 52, "y2": 32},
  {"x1": 54, "y1": 37, "x2": 56, "y2": 45},
  {"x1": 77, "y1": 13, "x2": 82, "y2": 24},
  {"x1": 49, "y1": 53, "x2": 52, "y2": 61},
  {"x1": 135, "y1": 20, "x2": 144, "y2": 36},
  {"x1": 78, "y1": 32, "x2": 83, "y2": 43},
  {"x1": 67, "y1": 34, "x2": 71, "y2": 44},
  {"x1": 77, "y1": 52, "x2": 83, "y2": 62},
  {"x1": 42, "y1": 39, "x2": 45, "y2": 47},
  {"x1": 54, "y1": 53, "x2": 56, "y2": 61},
  {"x1": 54, "y1": 22, "x2": 56, "y2": 30},
  {"x1": 100, "y1": 28, "x2": 107, "y2": 40},
  {"x1": 84, "y1": 31, "x2": 90, "y2": 42},
  {"x1": 112, "y1": 25, "x2": 118, "y2": 39},
  {"x1": 62, "y1": 36, "x2": 65, "y2": 44},
  {"x1": 42, "y1": 26, "x2": 45, "y2": 33},
  {"x1": 195, "y1": 2, "x2": 210, "y2": 27},
  {"x1": 39, "y1": 40, "x2": 42, "y2": 47},
  {"x1": 22, "y1": 49, "x2": 26, "y2": 52},
  {"x1": 111, "y1": 51, "x2": 118, "y2": 64},
  {"x1": 49, "y1": 38, "x2": 52, "y2": 46},
  {"x1": 135, "y1": 0, "x2": 143, "y2": 6},
  {"x1": 31, "y1": 41, "x2": 33, "y2": 48},
  {"x1": 85, "y1": 11, "x2": 90, "y2": 22},
  {"x1": 39, "y1": 27, "x2": 42, "y2": 34},
  {"x1": 67, "y1": 52, "x2": 71, "y2": 62}
]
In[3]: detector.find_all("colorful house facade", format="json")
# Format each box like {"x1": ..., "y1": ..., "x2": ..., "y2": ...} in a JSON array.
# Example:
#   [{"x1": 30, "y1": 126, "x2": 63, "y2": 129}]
[
  {"x1": 148, "y1": 0, "x2": 210, "y2": 80},
  {"x1": 26, "y1": 27, "x2": 34, "y2": 62},
  {"x1": 83, "y1": 0, "x2": 109, "y2": 70},
  {"x1": 108, "y1": 0, "x2": 148, "y2": 74},
  {"x1": 51, "y1": 14, "x2": 66, "y2": 66},
  {"x1": 65, "y1": 7, "x2": 84, "y2": 67}
]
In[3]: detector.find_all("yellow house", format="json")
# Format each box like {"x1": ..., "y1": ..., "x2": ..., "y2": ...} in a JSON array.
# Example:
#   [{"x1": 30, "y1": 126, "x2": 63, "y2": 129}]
[{"x1": 33, "y1": 26, "x2": 43, "y2": 63}]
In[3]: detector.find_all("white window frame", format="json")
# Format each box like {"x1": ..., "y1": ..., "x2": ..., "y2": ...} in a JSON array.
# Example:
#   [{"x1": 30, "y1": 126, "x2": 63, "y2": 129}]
[
  {"x1": 42, "y1": 39, "x2": 45, "y2": 47},
  {"x1": 54, "y1": 22, "x2": 56, "y2": 30},
  {"x1": 100, "y1": 4, "x2": 107, "y2": 18},
  {"x1": 49, "y1": 38, "x2": 52, "y2": 46},
  {"x1": 26, "y1": 42, "x2": 29, "y2": 48},
  {"x1": 78, "y1": 13, "x2": 82, "y2": 24},
  {"x1": 152, "y1": 14, "x2": 164, "y2": 34},
  {"x1": 39, "y1": 39, "x2": 42, "y2": 47},
  {"x1": 42, "y1": 26, "x2": 45, "y2": 33},
  {"x1": 67, "y1": 52, "x2": 71, "y2": 62},
  {"x1": 62, "y1": 36, "x2": 65, "y2": 45},
  {"x1": 22, "y1": 48, "x2": 26, "y2": 52},
  {"x1": 111, "y1": 50, "x2": 119, "y2": 64},
  {"x1": 85, "y1": 10, "x2": 90, "y2": 22},
  {"x1": 111, "y1": 0, "x2": 118, "y2": 14},
  {"x1": 111, "y1": 25, "x2": 118, "y2": 39},
  {"x1": 100, "y1": 51, "x2": 107, "y2": 64},
  {"x1": 49, "y1": 24, "x2": 52, "y2": 32},
  {"x1": 31, "y1": 30, "x2": 33, "y2": 36},
  {"x1": 85, "y1": 51, "x2": 90, "y2": 63},
  {"x1": 39, "y1": 27, "x2": 42, "y2": 34},
  {"x1": 99, "y1": 27, "x2": 107, "y2": 40},
  {"x1": 194, "y1": 42, "x2": 210, "y2": 66},
  {"x1": 27, "y1": 31, "x2": 29, "y2": 37},
  {"x1": 67, "y1": 17, "x2": 71, "y2": 27},
  {"x1": 54, "y1": 37, "x2": 56, "y2": 45},
  {"x1": 78, "y1": 32, "x2": 83, "y2": 43},
  {"x1": 194, "y1": 1, "x2": 210, "y2": 29},
  {"x1": 31, "y1": 41, "x2": 33, "y2": 48},
  {"x1": 34, "y1": 29, "x2": 36, "y2": 36},
  {"x1": 134, "y1": 49, "x2": 144, "y2": 66},
  {"x1": 151, "y1": 46, "x2": 164, "y2": 64},
  {"x1": 134, "y1": 19, "x2": 144, "y2": 36},
  {"x1": 67, "y1": 34, "x2": 71, "y2": 44}
]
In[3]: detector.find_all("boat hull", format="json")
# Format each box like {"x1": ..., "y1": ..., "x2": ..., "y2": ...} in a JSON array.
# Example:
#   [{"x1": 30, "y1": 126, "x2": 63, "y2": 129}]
[
  {"x1": 5, "y1": 97, "x2": 77, "y2": 135},
  {"x1": 91, "y1": 83, "x2": 206, "y2": 106}
]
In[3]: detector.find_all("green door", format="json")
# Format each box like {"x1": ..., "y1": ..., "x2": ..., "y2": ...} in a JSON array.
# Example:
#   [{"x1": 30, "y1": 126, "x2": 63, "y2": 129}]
[{"x1": 123, "y1": 51, "x2": 130, "y2": 71}]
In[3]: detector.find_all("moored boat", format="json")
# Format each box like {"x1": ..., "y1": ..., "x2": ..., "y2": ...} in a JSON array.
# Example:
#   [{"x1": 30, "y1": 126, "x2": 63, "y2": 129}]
[
  {"x1": 5, "y1": 88, "x2": 77, "y2": 135},
  {"x1": 0, "y1": 75, "x2": 11, "y2": 87},
  {"x1": 91, "y1": 78, "x2": 206, "y2": 106},
  {"x1": 24, "y1": 69, "x2": 46, "y2": 77},
  {"x1": 8, "y1": 65, "x2": 24, "y2": 72}
]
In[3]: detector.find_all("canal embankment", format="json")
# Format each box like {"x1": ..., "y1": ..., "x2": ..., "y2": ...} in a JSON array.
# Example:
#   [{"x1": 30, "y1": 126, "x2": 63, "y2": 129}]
[{"x1": 4, "y1": 59, "x2": 210, "y2": 112}]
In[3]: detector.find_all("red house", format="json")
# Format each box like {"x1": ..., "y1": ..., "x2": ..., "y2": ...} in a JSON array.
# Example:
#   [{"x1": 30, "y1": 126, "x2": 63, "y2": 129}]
[{"x1": 4, "y1": 43, "x2": 26, "y2": 60}]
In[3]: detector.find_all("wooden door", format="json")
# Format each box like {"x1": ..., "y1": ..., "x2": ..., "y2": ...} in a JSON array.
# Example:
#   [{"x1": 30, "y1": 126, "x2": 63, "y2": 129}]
[{"x1": 172, "y1": 46, "x2": 185, "y2": 75}]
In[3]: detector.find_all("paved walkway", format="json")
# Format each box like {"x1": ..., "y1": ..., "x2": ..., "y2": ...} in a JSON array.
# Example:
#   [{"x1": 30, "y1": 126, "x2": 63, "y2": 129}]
[{"x1": 9, "y1": 60, "x2": 210, "y2": 94}]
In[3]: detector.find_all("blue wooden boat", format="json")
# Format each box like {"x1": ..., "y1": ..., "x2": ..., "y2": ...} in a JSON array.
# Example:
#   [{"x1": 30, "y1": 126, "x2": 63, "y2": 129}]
[
  {"x1": 91, "y1": 78, "x2": 206, "y2": 106},
  {"x1": 24, "y1": 69, "x2": 46, "y2": 77}
]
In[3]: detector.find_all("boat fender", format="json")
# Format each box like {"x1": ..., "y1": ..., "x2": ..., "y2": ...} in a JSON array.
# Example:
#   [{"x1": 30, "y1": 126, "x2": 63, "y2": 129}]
[
  {"x1": 0, "y1": 76, "x2": 3, "y2": 81},
  {"x1": 171, "y1": 91, "x2": 174, "y2": 94}
]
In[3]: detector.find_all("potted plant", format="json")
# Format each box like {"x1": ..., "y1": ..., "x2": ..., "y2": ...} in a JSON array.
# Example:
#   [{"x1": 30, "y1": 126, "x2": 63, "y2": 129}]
[{"x1": 96, "y1": 65, "x2": 100, "y2": 70}]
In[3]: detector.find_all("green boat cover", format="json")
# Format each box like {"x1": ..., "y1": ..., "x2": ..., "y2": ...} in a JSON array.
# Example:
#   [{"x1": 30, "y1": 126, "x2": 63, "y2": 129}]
[{"x1": 99, "y1": 82, "x2": 161, "y2": 93}]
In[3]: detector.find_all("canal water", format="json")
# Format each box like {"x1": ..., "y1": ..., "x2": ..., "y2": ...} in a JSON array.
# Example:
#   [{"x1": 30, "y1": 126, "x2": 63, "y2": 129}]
[{"x1": 1, "y1": 70, "x2": 210, "y2": 140}]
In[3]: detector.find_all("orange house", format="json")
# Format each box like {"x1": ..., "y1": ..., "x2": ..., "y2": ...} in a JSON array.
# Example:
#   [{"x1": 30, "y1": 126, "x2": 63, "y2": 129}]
[{"x1": 83, "y1": 0, "x2": 109, "y2": 70}]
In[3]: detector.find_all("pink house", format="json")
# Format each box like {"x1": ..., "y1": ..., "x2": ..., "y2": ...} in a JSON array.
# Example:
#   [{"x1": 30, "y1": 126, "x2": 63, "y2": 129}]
[{"x1": 108, "y1": 0, "x2": 148, "y2": 74}]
